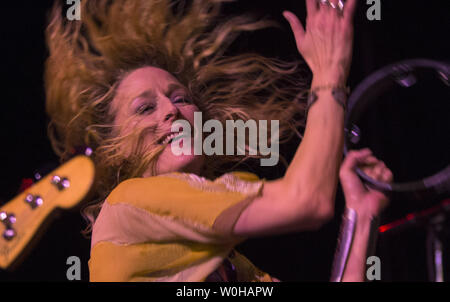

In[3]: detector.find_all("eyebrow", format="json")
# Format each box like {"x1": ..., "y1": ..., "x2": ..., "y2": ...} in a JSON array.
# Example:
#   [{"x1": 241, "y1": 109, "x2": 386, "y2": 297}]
[
  {"x1": 132, "y1": 90, "x2": 157, "y2": 103},
  {"x1": 167, "y1": 83, "x2": 187, "y2": 94},
  {"x1": 130, "y1": 83, "x2": 187, "y2": 104}
]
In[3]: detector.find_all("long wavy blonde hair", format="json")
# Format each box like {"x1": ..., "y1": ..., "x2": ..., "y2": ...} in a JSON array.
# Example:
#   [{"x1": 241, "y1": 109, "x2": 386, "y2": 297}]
[{"x1": 44, "y1": 0, "x2": 308, "y2": 234}]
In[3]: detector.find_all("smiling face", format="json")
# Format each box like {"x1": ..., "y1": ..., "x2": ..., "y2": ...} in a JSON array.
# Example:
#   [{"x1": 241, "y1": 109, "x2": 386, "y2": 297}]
[{"x1": 110, "y1": 66, "x2": 204, "y2": 177}]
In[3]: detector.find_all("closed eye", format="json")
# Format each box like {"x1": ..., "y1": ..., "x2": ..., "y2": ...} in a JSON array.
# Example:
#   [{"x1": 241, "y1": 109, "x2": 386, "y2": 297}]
[
  {"x1": 173, "y1": 96, "x2": 192, "y2": 104},
  {"x1": 136, "y1": 103, "x2": 155, "y2": 115}
]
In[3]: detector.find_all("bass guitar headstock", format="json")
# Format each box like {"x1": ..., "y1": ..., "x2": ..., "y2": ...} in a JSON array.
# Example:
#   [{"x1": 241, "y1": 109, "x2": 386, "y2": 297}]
[{"x1": 0, "y1": 155, "x2": 95, "y2": 270}]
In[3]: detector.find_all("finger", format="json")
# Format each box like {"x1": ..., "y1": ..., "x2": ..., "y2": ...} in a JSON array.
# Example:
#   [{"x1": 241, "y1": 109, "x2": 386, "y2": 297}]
[
  {"x1": 362, "y1": 161, "x2": 384, "y2": 179},
  {"x1": 367, "y1": 162, "x2": 394, "y2": 183},
  {"x1": 341, "y1": 148, "x2": 373, "y2": 171},
  {"x1": 317, "y1": 1, "x2": 331, "y2": 15},
  {"x1": 374, "y1": 163, "x2": 384, "y2": 177},
  {"x1": 306, "y1": 0, "x2": 318, "y2": 16},
  {"x1": 379, "y1": 161, "x2": 394, "y2": 182},
  {"x1": 343, "y1": 0, "x2": 357, "y2": 22},
  {"x1": 358, "y1": 158, "x2": 380, "y2": 178},
  {"x1": 328, "y1": 0, "x2": 340, "y2": 10},
  {"x1": 327, "y1": 0, "x2": 342, "y2": 19},
  {"x1": 283, "y1": 11, "x2": 306, "y2": 47},
  {"x1": 362, "y1": 155, "x2": 379, "y2": 165},
  {"x1": 381, "y1": 167, "x2": 394, "y2": 183},
  {"x1": 361, "y1": 165, "x2": 377, "y2": 179}
]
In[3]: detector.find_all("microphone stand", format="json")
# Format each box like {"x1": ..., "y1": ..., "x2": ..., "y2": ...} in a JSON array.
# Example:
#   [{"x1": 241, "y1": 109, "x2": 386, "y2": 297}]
[
  {"x1": 426, "y1": 212, "x2": 446, "y2": 282},
  {"x1": 379, "y1": 199, "x2": 450, "y2": 282}
]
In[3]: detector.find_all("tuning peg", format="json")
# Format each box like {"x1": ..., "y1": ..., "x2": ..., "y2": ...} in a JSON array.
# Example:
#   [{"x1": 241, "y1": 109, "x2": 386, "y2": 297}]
[
  {"x1": 0, "y1": 212, "x2": 16, "y2": 241},
  {"x1": 51, "y1": 175, "x2": 70, "y2": 191},
  {"x1": 24, "y1": 194, "x2": 44, "y2": 209}
]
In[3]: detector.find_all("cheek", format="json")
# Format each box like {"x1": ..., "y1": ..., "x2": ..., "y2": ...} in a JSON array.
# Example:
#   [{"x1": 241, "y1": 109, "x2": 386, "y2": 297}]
[
  {"x1": 114, "y1": 117, "x2": 161, "y2": 157},
  {"x1": 179, "y1": 105, "x2": 200, "y2": 124}
]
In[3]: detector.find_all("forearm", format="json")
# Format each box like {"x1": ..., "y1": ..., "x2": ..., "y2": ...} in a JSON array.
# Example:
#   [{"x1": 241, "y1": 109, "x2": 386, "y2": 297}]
[
  {"x1": 284, "y1": 77, "x2": 345, "y2": 208},
  {"x1": 281, "y1": 1, "x2": 356, "y2": 213},
  {"x1": 336, "y1": 148, "x2": 392, "y2": 282},
  {"x1": 341, "y1": 212, "x2": 372, "y2": 282}
]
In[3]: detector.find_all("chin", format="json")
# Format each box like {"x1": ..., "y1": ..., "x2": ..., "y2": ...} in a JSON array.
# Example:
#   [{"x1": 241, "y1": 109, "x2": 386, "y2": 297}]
[{"x1": 156, "y1": 145, "x2": 203, "y2": 175}]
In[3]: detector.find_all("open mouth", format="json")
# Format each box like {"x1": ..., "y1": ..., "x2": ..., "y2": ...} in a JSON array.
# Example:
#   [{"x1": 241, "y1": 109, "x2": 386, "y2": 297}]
[{"x1": 158, "y1": 131, "x2": 184, "y2": 145}]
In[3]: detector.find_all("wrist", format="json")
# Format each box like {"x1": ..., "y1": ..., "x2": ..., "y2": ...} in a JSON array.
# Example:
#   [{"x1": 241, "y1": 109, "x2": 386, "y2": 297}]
[
  {"x1": 354, "y1": 214, "x2": 372, "y2": 236},
  {"x1": 346, "y1": 207, "x2": 380, "y2": 235},
  {"x1": 306, "y1": 85, "x2": 349, "y2": 115},
  {"x1": 348, "y1": 206, "x2": 377, "y2": 230},
  {"x1": 312, "y1": 72, "x2": 347, "y2": 88}
]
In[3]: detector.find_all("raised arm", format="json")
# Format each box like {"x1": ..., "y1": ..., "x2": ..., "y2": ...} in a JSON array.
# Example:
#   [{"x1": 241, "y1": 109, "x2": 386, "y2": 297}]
[{"x1": 234, "y1": 0, "x2": 358, "y2": 237}]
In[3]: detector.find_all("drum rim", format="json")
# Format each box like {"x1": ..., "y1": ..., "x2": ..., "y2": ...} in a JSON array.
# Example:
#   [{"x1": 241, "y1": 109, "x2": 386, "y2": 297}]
[{"x1": 344, "y1": 58, "x2": 450, "y2": 195}]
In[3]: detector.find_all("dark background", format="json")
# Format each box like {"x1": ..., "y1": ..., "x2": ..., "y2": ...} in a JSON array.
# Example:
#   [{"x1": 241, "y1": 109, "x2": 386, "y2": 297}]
[{"x1": 0, "y1": 0, "x2": 448, "y2": 281}]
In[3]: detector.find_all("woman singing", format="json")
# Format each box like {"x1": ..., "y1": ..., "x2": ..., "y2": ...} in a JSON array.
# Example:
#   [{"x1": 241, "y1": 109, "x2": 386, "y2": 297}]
[{"x1": 45, "y1": 0, "x2": 393, "y2": 281}]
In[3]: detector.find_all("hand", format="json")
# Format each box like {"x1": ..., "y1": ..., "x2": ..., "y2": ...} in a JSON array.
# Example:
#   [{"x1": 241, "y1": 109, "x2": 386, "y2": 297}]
[
  {"x1": 283, "y1": 0, "x2": 357, "y2": 85},
  {"x1": 339, "y1": 149, "x2": 394, "y2": 218}
]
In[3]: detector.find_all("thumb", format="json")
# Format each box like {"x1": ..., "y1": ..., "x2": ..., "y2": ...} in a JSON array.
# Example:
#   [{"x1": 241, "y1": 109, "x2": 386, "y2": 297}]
[
  {"x1": 340, "y1": 148, "x2": 373, "y2": 175},
  {"x1": 283, "y1": 11, "x2": 305, "y2": 51},
  {"x1": 339, "y1": 149, "x2": 373, "y2": 194}
]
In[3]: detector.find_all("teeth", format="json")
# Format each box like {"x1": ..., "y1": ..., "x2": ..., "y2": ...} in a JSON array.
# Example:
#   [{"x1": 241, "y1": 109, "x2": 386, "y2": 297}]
[{"x1": 161, "y1": 132, "x2": 181, "y2": 145}]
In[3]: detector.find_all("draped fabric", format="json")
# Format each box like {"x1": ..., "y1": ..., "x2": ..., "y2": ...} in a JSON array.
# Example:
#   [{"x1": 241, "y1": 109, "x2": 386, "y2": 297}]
[{"x1": 88, "y1": 171, "x2": 277, "y2": 282}]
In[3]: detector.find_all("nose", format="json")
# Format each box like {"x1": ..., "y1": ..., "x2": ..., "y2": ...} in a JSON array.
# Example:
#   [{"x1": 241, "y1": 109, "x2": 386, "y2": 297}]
[{"x1": 159, "y1": 96, "x2": 179, "y2": 123}]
